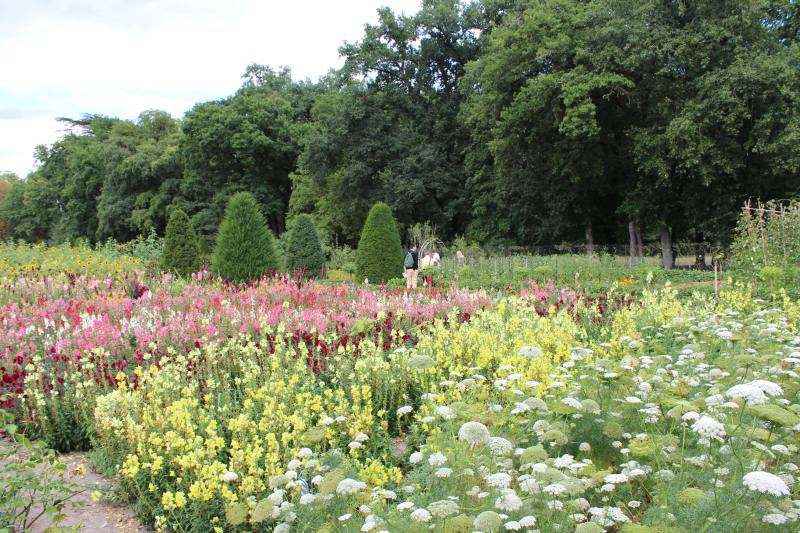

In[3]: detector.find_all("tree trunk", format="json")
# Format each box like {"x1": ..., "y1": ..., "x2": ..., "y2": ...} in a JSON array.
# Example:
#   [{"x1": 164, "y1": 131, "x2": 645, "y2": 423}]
[
  {"x1": 628, "y1": 220, "x2": 637, "y2": 266},
  {"x1": 659, "y1": 221, "x2": 673, "y2": 270},
  {"x1": 635, "y1": 221, "x2": 644, "y2": 257},
  {"x1": 585, "y1": 221, "x2": 594, "y2": 255}
]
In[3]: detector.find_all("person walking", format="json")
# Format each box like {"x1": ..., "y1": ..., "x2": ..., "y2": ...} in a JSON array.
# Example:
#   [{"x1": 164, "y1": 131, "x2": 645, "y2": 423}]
[{"x1": 404, "y1": 244, "x2": 419, "y2": 290}]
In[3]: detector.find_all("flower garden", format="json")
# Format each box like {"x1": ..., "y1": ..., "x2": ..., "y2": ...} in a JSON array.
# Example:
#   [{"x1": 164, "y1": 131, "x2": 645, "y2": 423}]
[{"x1": 2, "y1": 243, "x2": 800, "y2": 532}]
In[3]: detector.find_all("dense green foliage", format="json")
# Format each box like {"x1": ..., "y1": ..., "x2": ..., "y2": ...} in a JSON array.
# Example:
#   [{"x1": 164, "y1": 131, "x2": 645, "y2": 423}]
[
  {"x1": 2, "y1": 0, "x2": 799, "y2": 267},
  {"x1": 356, "y1": 202, "x2": 403, "y2": 283},
  {"x1": 212, "y1": 192, "x2": 278, "y2": 282},
  {"x1": 161, "y1": 208, "x2": 200, "y2": 277},
  {"x1": 285, "y1": 214, "x2": 325, "y2": 277}
]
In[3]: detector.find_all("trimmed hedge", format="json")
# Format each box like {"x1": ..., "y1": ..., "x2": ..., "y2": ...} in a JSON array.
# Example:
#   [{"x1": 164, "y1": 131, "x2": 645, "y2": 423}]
[
  {"x1": 212, "y1": 192, "x2": 278, "y2": 282},
  {"x1": 356, "y1": 202, "x2": 403, "y2": 283},
  {"x1": 161, "y1": 208, "x2": 200, "y2": 277},
  {"x1": 286, "y1": 214, "x2": 325, "y2": 277}
]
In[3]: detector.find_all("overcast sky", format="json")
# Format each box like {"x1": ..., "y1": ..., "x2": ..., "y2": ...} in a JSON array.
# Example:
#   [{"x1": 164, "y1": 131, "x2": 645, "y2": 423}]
[{"x1": 0, "y1": 0, "x2": 421, "y2": 178}]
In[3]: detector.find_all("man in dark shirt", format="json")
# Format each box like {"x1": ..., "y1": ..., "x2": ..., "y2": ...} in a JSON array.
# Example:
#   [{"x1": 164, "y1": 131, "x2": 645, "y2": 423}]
[{"x1": 405, "y1": 244, "x2": 419, "y2": 290}]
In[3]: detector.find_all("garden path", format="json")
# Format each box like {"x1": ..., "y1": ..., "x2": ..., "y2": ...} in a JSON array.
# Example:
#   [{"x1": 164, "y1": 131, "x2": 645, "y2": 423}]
[{"x1": 31, "y1": 451, "x2": 148, "y2": 533}]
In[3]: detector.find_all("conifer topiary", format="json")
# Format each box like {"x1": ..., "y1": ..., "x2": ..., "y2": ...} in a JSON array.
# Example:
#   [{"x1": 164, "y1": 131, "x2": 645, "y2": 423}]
[
  {"x1": 356, "y1": 202, "x2": 403, "y2": 283},
  {"x1": 212, "y1": 192, "x2": 278, "y2": 282},
  {"x1": 161, "y1": 208, "x2": 200, "y2": 277},
  {"x1": 286, "y1": 214, "x2": 325, "y2": 277}
]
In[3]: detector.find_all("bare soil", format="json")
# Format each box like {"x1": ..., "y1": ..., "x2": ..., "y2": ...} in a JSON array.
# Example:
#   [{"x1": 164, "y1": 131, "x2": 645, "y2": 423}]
[{"x1": 29, "y1": 452, "x2": 149, "y2": 533}]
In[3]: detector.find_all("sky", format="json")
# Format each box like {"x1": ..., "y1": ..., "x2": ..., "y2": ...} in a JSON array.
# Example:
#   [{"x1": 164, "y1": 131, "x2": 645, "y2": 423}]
[{"x1": 0, "y1": 0, "x2": 422, "y2": 178}]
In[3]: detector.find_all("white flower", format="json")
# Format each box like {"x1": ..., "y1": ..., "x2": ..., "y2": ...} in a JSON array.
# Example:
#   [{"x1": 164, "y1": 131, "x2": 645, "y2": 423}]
[
  {"x1": 354, "y1": 432, "x2": 369, "y2": 442},
  {"x1": 339, "y1": 514, "x2": 352, "y2": 521},
  {"x1": 428, "y1": 452, "x2": 448, "y2": 466},
  {"x1": 397, "y1": 501, "x2": 415, "y2": 511},
  {"x1": 726, "y1": 384, "x2": 767, "y2": 405},
  {"x1": 486, "y1": 472, "x2": 512, "y2": 489},
  {"x1": 519, "y1": 346, "x2": 543, "y2": 358},
  {"x1": 554, "y1": 454, "x2": 574, "y2": 469},
  {"x1": 223, "y1": 471, "x2": 239, "y2": 483},
  {"x1": 748, "y1": 379, "x2": 783, "y2": 397},
  {"x1": 336, "y1": 478, "x2": 367, "y2": 496},
  {"x1": 519, "y1": 478, "x2": 539, "y2": 494},
  {"x1": 436, "y1": 406, "x2": 456, "y2": 420},
  {"x1": 604, "y1": 473, "x2": 629, "y2": 484},
  {"x1": 299, "y1": 493, "x2": 316, "y2": 505},
  {"x1": 743, "y1": 471, "x2": 791, "y2": 497},
  {"x1": 489, "y1": 437, "x2": 514, "y2": 456},
  {"x1": 427, "y1": 499, "x2": 459, "y2": 518},
  {"x1": 458, "y1": 421, "x2": 491, "y2": 447},
  {"x1": 681, "y1": 411, "x2": 700, "y2": 423},
  {"x1": 543, "y1": 483, "x2": 566, "y2": 496},
  {"x1": 624, "y1": 396, "x2": 643, "y2": 404},
  {"x1": 435, "y1": 467, "x2": 453, "y2": 478},
  {"x1": 691, "y1": 416, "x2": 726, "y2": 442},
  {"x1": 763, "y1": 513, "x2": 788, "y2": 525},
  {"x1": 716, "y1": 330, "x2": 733, "y2": 340},
  {"x1": 519, "y1": 516, "x2": 537, "y2": 527},
  {"x1": 562, "y1": 397, "x2": 583, "y2": 410},
  {"x1": 410, "y1": 508, "x2": 432, "y2": 522},
  {"x1": 320, "y1": 417, "x2": 335, "y2": 425},
  {"x1": 297, "y1": 448, "x2": 313, "y2": 459},
  {"x1": 348, "y1": 441, "x2": 363, "y2": 450},
  {"x1": 495, "y1": 491, "x2": 523, "y2": 512},
  {"x1": 579, "y1": 442, "x2": 592, "y2": 453},
  {"x1": 409, "y1": 451, "x2": 423, "y2": 464},
  {"x1": 311, "y1": 475, "x2": 323, "y2": 486},
  {"x1": 504, "y1": 520, "x2": 522, "y2": 530},
  {"x1": 397, "y1": 405, "x2": 413, "y2": 416}
]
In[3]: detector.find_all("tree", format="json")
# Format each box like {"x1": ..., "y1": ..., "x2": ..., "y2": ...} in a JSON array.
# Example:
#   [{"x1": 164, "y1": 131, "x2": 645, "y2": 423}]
[
  {"x1": 356, "y1": 202, "x2": 403, "y2": 283},
  {"x1": 181, "y1": 67, "x2": 320, "y2": 240},
  {"x1": 0, "y1": 173, "x2": 17, "y2": 240},
  {"x1": 285, "y1": 214, "x2": 325, "y2": 277},
  {"x1": 212, "y1": 192, "x2": 278, "y2": 282},
  {"x1": 161, "y1": 208, "x2": 200, "y2": 277}
]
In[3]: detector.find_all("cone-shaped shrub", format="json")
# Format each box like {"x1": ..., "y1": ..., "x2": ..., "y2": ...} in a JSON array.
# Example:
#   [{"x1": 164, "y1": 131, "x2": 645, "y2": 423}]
[
  {"x1": 356, "y1": 202, "x2": 403, "y2": 282},
  {"x1": 286, "y1": 214, "x2": 325, "y2": 277},
  {"x1": 161, "y1": 208, "x2": 200, "y2": 277},
  {"x1": 212, "y1": 192, "x2": 278, "y2": 282}
]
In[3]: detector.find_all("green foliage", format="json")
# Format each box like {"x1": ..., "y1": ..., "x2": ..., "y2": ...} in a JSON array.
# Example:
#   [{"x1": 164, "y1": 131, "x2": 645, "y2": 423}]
[
  {"x1": 0, "y1": 409, "x2": 85, "y2": 531},
  {"x1": 212, "y1": 192, "x2": 278, "y2": 282},
  {"x1": 285, "y1": 214, "x2": 325, "y2": 277},
  {"x1": 162, "y1": 208, "x2": 200, "y2": 277},
  {"x1": 356, "y1": 202, "x2": 403, "y2": 283}
]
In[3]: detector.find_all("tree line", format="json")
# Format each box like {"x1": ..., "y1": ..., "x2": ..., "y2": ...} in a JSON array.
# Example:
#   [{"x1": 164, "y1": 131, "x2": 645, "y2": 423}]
[{"x1": 1, "y1": 0, "x2": 799, "y2": 268}]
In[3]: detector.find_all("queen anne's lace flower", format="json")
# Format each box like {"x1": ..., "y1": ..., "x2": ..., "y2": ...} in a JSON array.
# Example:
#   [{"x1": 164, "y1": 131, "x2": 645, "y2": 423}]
[
  {"x1": 742, "y1": 471, "x2": 791, "y2": 497},
  {"x1": 495, "y1": 490, "x2": 523, "y2": 512},
  {"x1": 486, "y1": 472, "x2": 512, "y2": 488},
  {"x1": 726, "y1": 384, "x2": 767, "y2": 405},
  {"x1": 222, "y1": 471, "x2": 238, "y2": 483},
  {"x1": 409, "y1": 508, "x2": 432, "y2": 522},
  {"x1": 427, "y1": 499, "x2": 459, "y2": 518},
  {"x1": 691, "y1": 416, "x2": 726, "y2": 442},
  {"x1": 489, "y1": 436, "x2": 514, "y2": 456},
  {"x1": 763, "y1": 513, "x2": 787, "y2": 525},
  {"x1": 336, "y1": 478, "x2": 367, "y2": 496},
  {"x1": 428, "y1": 452, "x2": 448, "y2": 466},
  {"x1": 748, "y1": 379, "x2": 783, "y2": 397},
  {"x1": 519, "y1": 346, "x2": 543, "y2": 358},
  {"x1": 458, "y1": 421, "x2": 491, "y2": 447}
]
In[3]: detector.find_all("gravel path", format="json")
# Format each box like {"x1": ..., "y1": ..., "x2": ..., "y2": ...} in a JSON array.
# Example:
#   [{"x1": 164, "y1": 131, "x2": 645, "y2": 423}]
[{"x1": 30, "y1": 452, "x2": 149, "y2": 533}]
